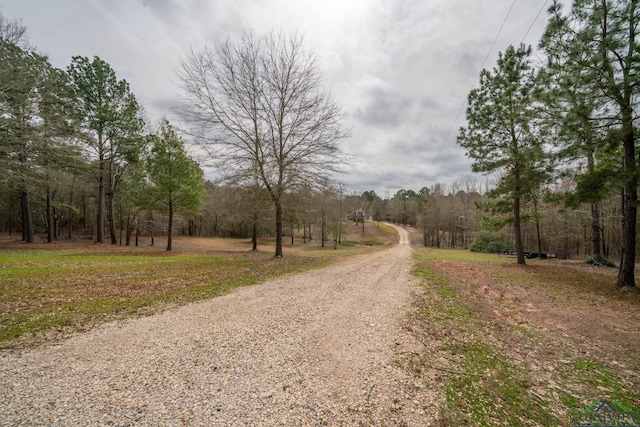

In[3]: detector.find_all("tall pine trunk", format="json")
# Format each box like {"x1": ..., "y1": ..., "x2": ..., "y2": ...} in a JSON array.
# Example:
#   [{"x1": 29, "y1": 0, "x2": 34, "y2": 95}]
[
  {"x1": 20, "y1": 185, "x2": 33, "y2": 243},
  {"x1": 252, "y1": 206, "x2": 258, "y2": 251},
  {"x1": 290, "y1": 218, "x2": 294, "y2": 245},
  {"x1": 96, "y1": 154, "x2": 105, "y2": 244},
  {"x1": 617, "y1": 111, "x2": 636, "y2": 287},
  {"x1": 591, "y1": 203, "x2": 601, "y2": 258},
  {"x1": 107, "y1": 192, "x2": 116, "y2": 244},
  {"x1": 107, "y1": 163, "x2": 117, "y2": 245},
  {"x1": 46, "y1": 183, "x2": 53, "y2": 243},
  {"x1": 514, "y1": 194, "x2": 525, "y2": 265},
  {"x1": 167, "y1": 201, "x2": 173, "y2": 251},
  {"x1": 68, "y1": 184, "x2": 74, "y2": 239}
]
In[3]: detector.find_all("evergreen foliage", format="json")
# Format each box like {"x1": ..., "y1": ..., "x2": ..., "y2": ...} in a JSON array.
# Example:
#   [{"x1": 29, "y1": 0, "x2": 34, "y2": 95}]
[
  {"x1": 144, "y1": 120, "x2": 206, "y2": 250},
  {"x1": 457, "y1": 44, "x2": 549, "y2": 264},
  {"x1": 469, "y1": 231, "x2": 514, "y2": 254}
]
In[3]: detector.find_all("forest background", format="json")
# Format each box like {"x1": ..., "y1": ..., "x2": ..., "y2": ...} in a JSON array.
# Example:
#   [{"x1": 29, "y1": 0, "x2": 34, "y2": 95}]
[{"x1": 1, "y1": 0, "x2": 638, "y2": 284}]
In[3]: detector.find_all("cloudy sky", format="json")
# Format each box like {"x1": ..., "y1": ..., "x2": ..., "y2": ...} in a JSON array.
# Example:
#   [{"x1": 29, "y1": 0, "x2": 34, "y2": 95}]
[{"x1": 1, "y1": 0, "x2": 551, "y2": 197}]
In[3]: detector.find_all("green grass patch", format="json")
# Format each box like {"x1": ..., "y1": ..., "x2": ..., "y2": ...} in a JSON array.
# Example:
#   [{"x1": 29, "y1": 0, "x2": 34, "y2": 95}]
[
  {"x1": 407, "y1": 249, "x2": 640, "y2": 425},
  {"x1": 0, "y1": 247, "x2": 331, "y2": 348},
  {"x1": 562, "y1": 358, "x2": 639, "y2": 411},
  {"x1": 422, "y1": 247, "x2": 506, "y2": 263},
  {"x1": 443, "y1": 340, "x2": 557, "y2": 426},
  {"x1": 410, "y1": 252, "x2": 560, "y2": 426},
  {"x1": 377, "y1": 222, "x2": 398, "y2": 235}
]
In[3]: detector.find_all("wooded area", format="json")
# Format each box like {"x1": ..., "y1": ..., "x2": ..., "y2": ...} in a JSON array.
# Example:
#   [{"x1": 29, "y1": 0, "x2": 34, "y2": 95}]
[{"x1": 0, "y1": 1, "x2": 638, "y2": 285}]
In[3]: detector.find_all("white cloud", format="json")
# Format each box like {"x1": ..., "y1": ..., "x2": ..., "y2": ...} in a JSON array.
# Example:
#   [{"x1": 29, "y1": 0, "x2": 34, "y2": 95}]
[{"x1": 0, "y1": 0, "x2": 551, "y2": 195}]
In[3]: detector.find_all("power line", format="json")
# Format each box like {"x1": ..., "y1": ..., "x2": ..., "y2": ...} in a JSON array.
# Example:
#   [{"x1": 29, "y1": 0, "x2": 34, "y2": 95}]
[
  {"x1": 434, "y1": 0, "x2": 551, "y2": 176},
  {"x1": 521, "y1": 0, "x2": 551, "y2": 44},
  {"x1": 433, "y1": 0, "x2": 518, "y2": 166}
]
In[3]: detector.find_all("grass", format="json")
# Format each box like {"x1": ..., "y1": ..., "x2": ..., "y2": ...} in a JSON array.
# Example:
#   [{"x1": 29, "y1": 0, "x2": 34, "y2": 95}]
[
  {"x1": 0, "y1": 224, "x2": 399, "y2": 349},
  {"x1": 421, "y1": 247, "x2": 510, "y2": 263},
  {"x1": 409, "y1": 257, "x2": 557, "y2": 426},
  {"x1": 407, "y1": 249, "x2": 640, "y2": 426},
  {"x1": 0, "y1": 249, "x2": 328, "y2": 347},
  {"x1": 377, "y1": 222, "x2": 398, "y2": 235}
]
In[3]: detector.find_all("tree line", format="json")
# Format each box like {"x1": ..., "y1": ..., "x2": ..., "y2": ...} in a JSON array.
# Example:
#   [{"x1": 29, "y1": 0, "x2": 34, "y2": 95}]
[
  {"x1": 2, "y1": 2, "x2": 638, "y2": 288},
  {"x1": 359, "y1": 178, "x2": 623, "y2": 262},
  {"x1": 0, "y1": 17, "x2": 206, "y2": 251},
  {"x1": 0, "y1": 19, "x2": 348, "y2": 255},
  {"x1": 457, "y1": 0, "x2": 638, "y2": 287}
]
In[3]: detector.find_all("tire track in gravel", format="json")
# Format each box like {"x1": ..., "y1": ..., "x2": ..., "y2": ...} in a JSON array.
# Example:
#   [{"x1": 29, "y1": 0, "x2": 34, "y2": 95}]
[{"x1": 1, "y1": 224, "x2": 439, "y2": 426}]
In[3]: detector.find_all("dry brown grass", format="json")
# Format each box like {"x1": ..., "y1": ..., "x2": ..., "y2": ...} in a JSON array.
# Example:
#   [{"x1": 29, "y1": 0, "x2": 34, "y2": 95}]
[{"x1": 0, "y1": 224, "x2": 397, "y2": 349}]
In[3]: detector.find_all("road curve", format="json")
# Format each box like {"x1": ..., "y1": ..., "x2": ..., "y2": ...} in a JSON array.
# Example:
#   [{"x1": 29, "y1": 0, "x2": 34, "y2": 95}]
[{"x1": 385, "y1": 222, "x2": 411, "y2": 245}]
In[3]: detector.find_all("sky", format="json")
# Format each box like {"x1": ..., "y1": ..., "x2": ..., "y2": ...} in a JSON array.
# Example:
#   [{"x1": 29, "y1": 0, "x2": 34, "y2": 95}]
[{"x1": 0, "y1": 0, "x2": 552, "y2": 197}]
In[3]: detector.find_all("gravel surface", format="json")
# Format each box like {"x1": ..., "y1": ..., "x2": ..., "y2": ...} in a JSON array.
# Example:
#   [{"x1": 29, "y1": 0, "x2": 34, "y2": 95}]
[{"x1": 1, "y1": 225, "x2": 439, "y2": 426}]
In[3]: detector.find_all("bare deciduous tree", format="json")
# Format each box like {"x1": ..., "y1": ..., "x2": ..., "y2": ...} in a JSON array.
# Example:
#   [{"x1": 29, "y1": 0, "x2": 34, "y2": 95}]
[
  {"x1": 177, "y1": 31, "x2": 348, "y2": 257},
  {"x1": 0, "y1": 13, "x2": 29, "y2": 48}
]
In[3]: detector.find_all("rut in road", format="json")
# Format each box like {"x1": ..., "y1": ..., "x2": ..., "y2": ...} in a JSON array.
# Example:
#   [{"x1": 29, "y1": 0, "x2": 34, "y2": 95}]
[{"x1": 1, "y1": 224, "x2": 439, "y2": 426}]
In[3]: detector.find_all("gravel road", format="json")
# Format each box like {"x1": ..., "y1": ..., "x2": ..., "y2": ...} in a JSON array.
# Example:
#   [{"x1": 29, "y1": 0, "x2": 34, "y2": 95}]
[{"x1": 1, "y1": 224, "x2": 438, "y2": 426}]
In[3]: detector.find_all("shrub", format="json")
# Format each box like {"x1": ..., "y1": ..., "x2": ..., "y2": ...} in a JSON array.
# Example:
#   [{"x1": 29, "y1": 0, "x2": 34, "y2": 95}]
[
  {"x1": 469, "y1": 231, "x2": 514, "y2": 253},
  {"x1": 584, "y1": 256, "x2": 616, "y2": 268}
]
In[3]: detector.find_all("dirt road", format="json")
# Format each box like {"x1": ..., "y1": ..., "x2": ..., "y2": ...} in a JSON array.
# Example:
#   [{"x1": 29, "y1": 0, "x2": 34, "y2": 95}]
[{"x1": 1, "y1": 225, "x2": 437, "y2": 426}]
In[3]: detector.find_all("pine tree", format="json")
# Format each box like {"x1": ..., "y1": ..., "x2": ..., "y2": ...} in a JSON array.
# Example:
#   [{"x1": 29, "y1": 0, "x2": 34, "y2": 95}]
[
  {"x1": 542, "y1": 0, "x2": 640, "y2": 286},
  {"x1": 0, "y1": 27, "x2": 80, "y2": 242},
  {"x1": 458, "y1": 45, "x2": 547, "y2": 265},
  {"x1": 67, "y1": 56, "x2": 144, "y2": 244},
  {"x1": 145, "y1": 120, "x2": 206, "y2": 251}
]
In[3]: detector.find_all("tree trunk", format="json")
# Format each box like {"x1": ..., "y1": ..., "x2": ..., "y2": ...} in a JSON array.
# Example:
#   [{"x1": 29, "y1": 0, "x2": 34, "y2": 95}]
[
  {"x1": 601, "y1": 212, "x2": 608, "y2": 257},
  {"x1": 581, "y1": 148, "x2": 602, "y2": 258},
  {"x1": 125, "y1": 213, "x2": 132, "y2": 246},
  {"x1": 68, "y1": 185, "x2": 73, "y2": 239},
  {"x1": 514, "y1": 195, "x2": 526, "y2": 265},
  {"x1": 290, "y1": 218, "x2": 294, "y2": 245},
  {"x1": 118, "y1": 203, "x2": 124, "y2": 246},
  {"x1": 252, "y1": 213, "x2": 258, "y2": 251},
  {"x1": 617, "y1": 115, "x2": 636, "y2": 287},
  {"x1": 274, "y1": 200, "x2": 283, "y2": 257},
  {"x1": 149, "y1": 212, "x2": 154, "y2": 246},
  {"x1": 46, "y1": 183, "x2": 53, "y2": 243},
  {"x1": 108, "y1": 192, "x2": 117, "y2": 245},
  {"x1": 321, "y1": 204, "x2": 326, "y2": 248},
  {"x1": 167, "y1": 203, "x2": 173, "y2": 251},
  {"x1": 82, "y1": 195, "x2": 88, "y2": 237},
  {"x1": 535, "y1": 219, "x2": 542, "y2": 258},
  {"x1": 20, "y1": 185, "x2": 33, "y2": 243},
  {"x1": 590, "y1": 203, "x2": 601, "y2": 258},
  {"x1": 96, "y1": 162, "x2": 105, "y2": 244}
]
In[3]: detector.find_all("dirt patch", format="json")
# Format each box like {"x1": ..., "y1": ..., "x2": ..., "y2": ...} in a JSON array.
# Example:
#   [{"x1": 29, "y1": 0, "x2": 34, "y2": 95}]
[
  {"x1": 408, "y1": 250, "x2": 640, "y2": 425},
  {"x1": 429, "y1": 258, "x2": 640, "y2": 363}
]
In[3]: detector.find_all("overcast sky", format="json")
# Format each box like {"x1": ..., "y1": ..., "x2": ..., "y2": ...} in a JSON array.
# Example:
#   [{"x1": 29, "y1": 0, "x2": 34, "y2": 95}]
[{"x1": 1, "y1": 0, "x2": 552, "y2": 197}]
